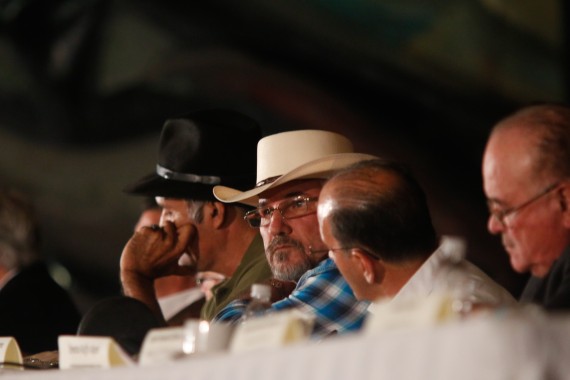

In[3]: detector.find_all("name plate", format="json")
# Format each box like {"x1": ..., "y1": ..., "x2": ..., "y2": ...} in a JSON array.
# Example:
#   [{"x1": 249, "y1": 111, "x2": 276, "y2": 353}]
[
  {"x1": 230, "y1": 309, "x2": 314, "y2": 353},
  {"x1": 0, "y1": 337, "x2": 23, "y2": 370},
  {"x1": 138, "y1": 327, "x2": 184, "y2": 366},
  {"x1": 364, "y1": 293, "x2": 458, "y2": 333},
  {"x1": 58, "y1": 336, "x2": 134, "y2": 369}
]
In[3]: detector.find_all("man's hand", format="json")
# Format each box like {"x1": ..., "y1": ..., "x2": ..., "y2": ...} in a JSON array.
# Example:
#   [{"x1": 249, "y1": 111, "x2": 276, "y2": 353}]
[
  {"x1": 119, "y1": 221, "x2": 197, "y2": 324},
  {"x1": 120, "y1": 221, "x2": 197, "y2": 280}
]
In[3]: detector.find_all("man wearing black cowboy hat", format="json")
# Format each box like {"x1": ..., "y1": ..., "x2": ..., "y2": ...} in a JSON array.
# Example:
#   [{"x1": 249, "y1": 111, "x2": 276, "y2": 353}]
[{"x1": 119, "y1": 109, "x2": 274, "y2": 324}]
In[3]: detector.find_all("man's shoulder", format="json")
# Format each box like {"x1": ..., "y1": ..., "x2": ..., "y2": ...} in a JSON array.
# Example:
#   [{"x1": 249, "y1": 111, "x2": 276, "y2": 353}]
[
  {"x1": 233, "y1": 233, "x2": 272, "y2": 281},
  {"x1": 202, "y1": 235, "x2": 271, "y2": 320},
  {"x1": 521, "y1": 245, "x2": 570, "y2": 309},
  {"x1": 296, "y1": 258, "x2": 348, "y2": 292},
  {"x1": 308, "y1": 257, "x2": 338, "y2": 276},
  {"x1": 2, "y1": 262, "x2": 59, "y2": 294}
]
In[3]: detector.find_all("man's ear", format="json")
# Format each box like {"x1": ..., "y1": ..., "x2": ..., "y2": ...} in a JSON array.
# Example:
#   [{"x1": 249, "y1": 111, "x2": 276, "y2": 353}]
[
  {"x1": 210, "y1": 202, "x2": 226, "y2": 229},
  {"x1": 352, "y1": 250, "x2": 381, "y2": 285}
]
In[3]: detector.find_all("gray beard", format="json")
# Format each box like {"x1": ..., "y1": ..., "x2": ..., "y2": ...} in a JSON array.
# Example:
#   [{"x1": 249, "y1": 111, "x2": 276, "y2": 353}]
[
  {"x1": 272, "y1": 255, "x2": 312, "y2": 281},
  {"x1": 267, "y1": 236, "x2": 313, "y2": 282}
]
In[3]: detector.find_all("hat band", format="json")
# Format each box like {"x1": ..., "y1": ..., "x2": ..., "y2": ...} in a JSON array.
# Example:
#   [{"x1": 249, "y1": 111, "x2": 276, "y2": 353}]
[
  {"x1": 156, "y1": 165, "x2": 221, "y2": 185},
  {"x1": 255, "y1": 175, "x2": 280, "y2": 188}
]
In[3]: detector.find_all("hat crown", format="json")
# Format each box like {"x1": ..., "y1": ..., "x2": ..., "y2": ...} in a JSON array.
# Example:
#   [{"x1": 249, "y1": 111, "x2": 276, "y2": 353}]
[
  {"x1": 124, "y1": 109, "x2": 261, "y2": 199},
  {"x1": 256, "y1": 130, "x2": 353, "y2": 184},
  {"x1": 212, "y1": 129, "x2": 377, "y2": 206},
  {"x1": 159, "y1": 110, "x2": 260, "y2": 180}
]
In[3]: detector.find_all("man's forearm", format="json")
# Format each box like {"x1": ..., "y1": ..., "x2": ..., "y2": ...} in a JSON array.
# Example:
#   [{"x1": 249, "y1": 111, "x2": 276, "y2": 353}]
[{"x1": 121, "y1": 270, "x2": 166, "y2": 325}]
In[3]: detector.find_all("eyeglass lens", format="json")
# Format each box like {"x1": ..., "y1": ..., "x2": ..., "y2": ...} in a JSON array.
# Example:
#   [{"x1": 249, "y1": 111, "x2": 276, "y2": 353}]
[{"x1": 245, "y1": 196, "x2": 317, "y2": 227}]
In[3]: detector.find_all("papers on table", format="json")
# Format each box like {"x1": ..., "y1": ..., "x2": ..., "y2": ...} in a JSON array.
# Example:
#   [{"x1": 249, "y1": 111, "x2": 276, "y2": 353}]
[
  {"x1": 3, "y1": 308, "x2": 315, "y2": 370},
  {"x1": 138, "y1": 327, "x2": 185, "y2": 366},
  {"x1": 230, "y1": 309, "x2": 314, "y2": 353},
  {"x1": 58, "y1": 336, "x2": 134, "y2": 369},
  {"x1": 0, "y1": 337, "x2": 23, "y2": 370}
]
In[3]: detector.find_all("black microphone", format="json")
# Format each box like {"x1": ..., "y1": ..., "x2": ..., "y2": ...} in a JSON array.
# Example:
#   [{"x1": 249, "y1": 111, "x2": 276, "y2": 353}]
[
  {"x1": 76, "y1": 296, "x2": 165, "y2": 356},
  {"x1": 308, "y1": 246, "x2": 329, "y2": 255}
]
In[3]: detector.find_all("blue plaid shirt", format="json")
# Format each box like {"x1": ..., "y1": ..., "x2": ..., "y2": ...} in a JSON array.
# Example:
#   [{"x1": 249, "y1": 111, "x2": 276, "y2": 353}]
[{"x1": 213, "y1": 258, "x2": 369, "y2": 338}]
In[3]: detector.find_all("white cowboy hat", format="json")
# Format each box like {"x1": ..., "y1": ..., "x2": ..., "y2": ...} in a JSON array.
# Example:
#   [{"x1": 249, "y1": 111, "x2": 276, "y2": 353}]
[{"x1": 213, "y1": 129, "x2": 377, "y2": 206}]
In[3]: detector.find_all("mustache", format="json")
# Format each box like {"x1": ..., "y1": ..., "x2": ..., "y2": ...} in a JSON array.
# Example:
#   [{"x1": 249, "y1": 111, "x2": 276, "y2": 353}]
[{"x1": 267, "y1": 236, "x2": 306, "y2": 258}]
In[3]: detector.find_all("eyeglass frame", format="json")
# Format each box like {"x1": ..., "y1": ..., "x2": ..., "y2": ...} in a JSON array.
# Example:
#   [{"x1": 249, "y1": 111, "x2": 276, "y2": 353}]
[
  {"x1": 487, "y1": 181, "x2": 561, "y2": 227},
  {"x1": 327, "y1": 247, "x2": 382, "y2": 260},
  {"x1": 244, "y1": 195, "x2": 319, "y2": 228}
]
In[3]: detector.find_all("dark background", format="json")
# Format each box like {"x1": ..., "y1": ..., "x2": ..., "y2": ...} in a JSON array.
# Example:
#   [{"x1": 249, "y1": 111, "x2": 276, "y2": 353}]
[{"x1": 0, "y1": 0, "x2": 567, "y2": 313}]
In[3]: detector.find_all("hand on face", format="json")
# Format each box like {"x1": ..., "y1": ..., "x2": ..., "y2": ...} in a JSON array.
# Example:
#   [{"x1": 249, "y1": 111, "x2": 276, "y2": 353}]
[{"x1": 120, "y1": 221, "x2": 197, "y2": 279}]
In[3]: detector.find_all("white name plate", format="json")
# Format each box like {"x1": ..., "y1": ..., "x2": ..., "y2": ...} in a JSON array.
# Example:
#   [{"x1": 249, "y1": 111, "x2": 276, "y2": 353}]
[
  {"x1": 58, "y1": 336, "x2": 134, "y2": 369},
  {"x1": 365, "y1": 293, "x2": 459, "y2": 333},
  {"x1": 0, "y1": 337, "x2": 23, "y2": 370},
  {"x1": 230, "y1": 309, "x2": 314, "y2": 353},
  {"x1": 138, "y1": 327, "x2": 185, "y2": 366}
]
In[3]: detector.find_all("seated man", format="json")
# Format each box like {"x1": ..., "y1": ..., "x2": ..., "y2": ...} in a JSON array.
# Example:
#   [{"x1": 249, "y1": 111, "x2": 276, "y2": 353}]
[
  {"x1": 120, "y1": 109, "x2": 272, "y2": 325},
  {"x1": 133, "y1": 197, "x2": 205, "y2": 321},
  {"x1": 317, "y1": 158, "x2": 516, "y2": 312},
  {"x1": 0, "y1": 188, "x2": 80, "y2": 355},
  {"x1": 213, "y1": 129, "x2": 376, "y2": 338},
  {"x1": 482, "y1": 103, "x2": 570, "y2": 309}
]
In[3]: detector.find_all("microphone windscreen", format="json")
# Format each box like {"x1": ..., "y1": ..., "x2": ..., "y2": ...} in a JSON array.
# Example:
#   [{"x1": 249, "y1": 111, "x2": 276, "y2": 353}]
[{"x1": 77, "y1": 296, "x2": 164, "y2": 356}]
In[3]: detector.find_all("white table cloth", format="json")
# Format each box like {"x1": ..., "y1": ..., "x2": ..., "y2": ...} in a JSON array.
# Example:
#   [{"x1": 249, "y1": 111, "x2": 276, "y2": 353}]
[{"x1": 2, "y1": 309, "x2": 569, "y2": 380}]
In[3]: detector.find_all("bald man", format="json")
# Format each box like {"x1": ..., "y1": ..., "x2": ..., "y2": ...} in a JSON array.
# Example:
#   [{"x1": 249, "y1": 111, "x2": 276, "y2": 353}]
[
  {"x1": 482, "y1": 103, "x2": 570, "y2": 310},
  {"x1": 318, "y1": 158, "x2": 515, "y2": 310}
]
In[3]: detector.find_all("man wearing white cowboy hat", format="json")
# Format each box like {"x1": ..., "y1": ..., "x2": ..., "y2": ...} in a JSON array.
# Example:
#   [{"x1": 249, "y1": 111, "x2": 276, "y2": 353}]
[
  {"x1": 213, "y1": 129, "x2": 377, "y2": 337},
  {"x1": 120, "y1": 109, "x2": 275, "y2": 325}
]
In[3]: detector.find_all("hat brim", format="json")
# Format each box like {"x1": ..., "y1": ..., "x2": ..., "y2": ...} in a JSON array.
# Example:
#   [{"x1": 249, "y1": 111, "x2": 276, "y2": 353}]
[
  {"x1": 213, "y1": 153, "x2": 377, "y2": 206},
  {"x1": 124, "y1": 172, "x2": 217, "y2": 200}
]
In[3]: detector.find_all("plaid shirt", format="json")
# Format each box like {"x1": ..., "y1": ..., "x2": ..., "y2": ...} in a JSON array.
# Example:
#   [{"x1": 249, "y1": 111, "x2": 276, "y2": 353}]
[{"x1": 213, "y1": 258, "x2": 369, "y2": 338}]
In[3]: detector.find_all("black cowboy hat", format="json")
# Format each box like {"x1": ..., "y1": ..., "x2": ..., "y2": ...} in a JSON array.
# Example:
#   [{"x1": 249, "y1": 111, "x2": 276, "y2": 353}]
[{"x1": 124, "y1": 109, "x2": 261, "y2": 200}]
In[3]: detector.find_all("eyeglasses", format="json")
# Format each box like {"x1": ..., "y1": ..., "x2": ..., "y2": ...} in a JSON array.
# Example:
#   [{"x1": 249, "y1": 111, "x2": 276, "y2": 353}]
[
  {"x1": 244, "y1": 195, "x2": 318, "y2": 228},
  {"x1": 327, "y1": 247, "x2": 382, "y2": 260},
  {"x1": 487, "y1": 182, "x2": 560, "y2": 227}
]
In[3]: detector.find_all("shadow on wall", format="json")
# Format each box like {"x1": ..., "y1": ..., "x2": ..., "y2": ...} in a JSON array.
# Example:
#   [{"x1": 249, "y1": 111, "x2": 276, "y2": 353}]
[
  {"x1": 0, "y1": 95, "x2": 528, "y2": 316},
  {"x1": 0, "y1": 128, "x2": 160, "y2": 311},
  {"x1": 0, "y1": 0, "x2": 543, "y2": 310}
]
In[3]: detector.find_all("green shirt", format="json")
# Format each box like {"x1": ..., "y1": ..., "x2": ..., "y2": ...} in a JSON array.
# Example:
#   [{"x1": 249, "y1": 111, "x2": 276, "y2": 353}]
[{"x1": 200, "y1": 234, "x2": 272, "y2": 320}]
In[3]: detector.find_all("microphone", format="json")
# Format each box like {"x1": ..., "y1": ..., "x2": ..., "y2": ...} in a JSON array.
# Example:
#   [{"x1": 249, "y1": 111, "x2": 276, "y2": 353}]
[
  {"x1": 308, "y1": 246, "x2": 329, "y2": 255},
  {"x1": 77, "y1": 296, "x2": 165, "y2": 356}
]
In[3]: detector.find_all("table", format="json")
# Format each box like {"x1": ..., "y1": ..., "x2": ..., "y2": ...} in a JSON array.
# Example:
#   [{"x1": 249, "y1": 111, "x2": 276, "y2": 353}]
[{"x1": 2, "y1": 309, "x2": 570, "y2": 380}]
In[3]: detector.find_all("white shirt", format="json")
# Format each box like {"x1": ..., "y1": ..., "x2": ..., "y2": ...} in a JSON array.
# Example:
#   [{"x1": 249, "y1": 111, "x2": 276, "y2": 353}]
[
  {"x1": 158, "y1": 288, "x2": 205, "y2": 320},
  {"x1": 391, "y1": 245, "x2": 516, "y2": 306}
]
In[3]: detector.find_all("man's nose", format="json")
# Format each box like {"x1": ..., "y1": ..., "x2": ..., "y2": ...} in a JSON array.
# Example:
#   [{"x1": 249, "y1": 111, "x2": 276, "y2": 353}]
[
  {"x1": 266, "y1": 209, "x2": 292, "y2": 235},
  {"x1": 160, "y1": 210, "x2": 177, "y2": 227},
  {"x1": 487, "y1": 214, "x2": 504, "y2": 235}
]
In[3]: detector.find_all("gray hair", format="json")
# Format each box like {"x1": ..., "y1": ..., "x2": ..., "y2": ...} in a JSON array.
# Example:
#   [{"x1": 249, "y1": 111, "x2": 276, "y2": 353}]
[
  {"x1": 185, "y1": 200, "x2": 249, "y2": 224},
  {"x1": 186, "y1": 200, "x2": 206, "y2": 223},
  {"x1": 0, "y1": 189, "x2": 40, "y2": 270}
]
